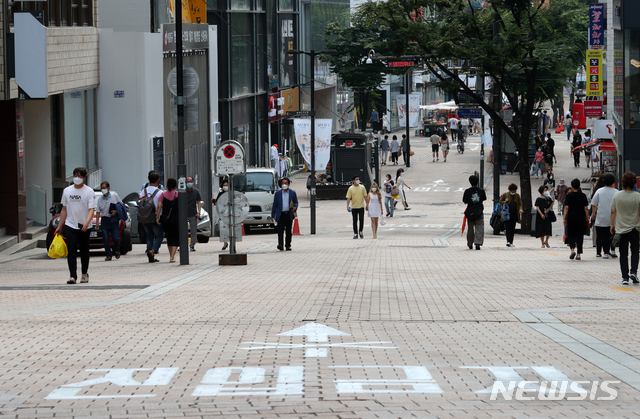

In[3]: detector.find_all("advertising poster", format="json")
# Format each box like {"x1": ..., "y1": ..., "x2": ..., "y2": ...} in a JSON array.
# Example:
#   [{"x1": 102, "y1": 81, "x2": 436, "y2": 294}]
[
  {"x1": 396, "y1": 94, "x2": 422, "y2": 127},
  {"x1": 293, "y1": 119, "x2": 332, "y2": 170},
  {"x1": 279, "y1": 14, "x2": 296, "y2": 88}
]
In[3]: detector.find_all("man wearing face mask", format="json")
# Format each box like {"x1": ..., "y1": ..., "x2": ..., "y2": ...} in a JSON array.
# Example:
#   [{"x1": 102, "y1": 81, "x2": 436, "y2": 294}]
[
  {"x1": 55, "y1": 167, "x2": 96, "y2": 284},
  {"x1": 270, "y1": 178, "x2": 298, "y2": 251},
  {"x1": 186, "y1": 176, "x2": 202, "y2": 252},
  {"x1": 95, "y1": 181, "x2": 123, "y2": 261},
  {"x1": 346, "y1": 176, "x2": 368, "y2": 239}
]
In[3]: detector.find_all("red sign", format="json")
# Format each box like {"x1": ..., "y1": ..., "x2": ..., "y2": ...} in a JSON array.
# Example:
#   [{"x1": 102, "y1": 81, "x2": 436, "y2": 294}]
[
  {"x1": 584, "y1": 100, "x2": 603, "y2": 118},
  {"x1": 223, "y1": 145, "x2": 236, "y2": 158},
  {"x1": 345, "y1": 140, "x2": 354, "y2": 147},
  {"x1": 387, "y1": 61, "x2": 415, "y2": 68}
]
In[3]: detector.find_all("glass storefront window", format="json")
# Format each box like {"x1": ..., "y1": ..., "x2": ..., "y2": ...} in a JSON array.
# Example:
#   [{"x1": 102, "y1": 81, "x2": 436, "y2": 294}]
[
  {"x1": 625, "y1": 29, "x2": 640, "y2": 129},
  {"x1": 278, "y1": 0, "x2": 294, "y2": 11},
  {"x1": 63, "y1": 89, "x2": 97, "y2": 178},
  {"x1": 256, "y1": 17, "x2": 266, "y2": 93},
  {"x1": 230, "y1": 0, "x2": 250, "y2": 10},
  {"x1": 231, "y1": 14, "x2": 254, "y2": 97}
]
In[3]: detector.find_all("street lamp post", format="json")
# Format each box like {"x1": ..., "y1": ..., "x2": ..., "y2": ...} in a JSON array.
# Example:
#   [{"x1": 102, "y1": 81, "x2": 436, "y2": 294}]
[{"x1": 176, "y1": 0, "x2": 189, "y2": 265}]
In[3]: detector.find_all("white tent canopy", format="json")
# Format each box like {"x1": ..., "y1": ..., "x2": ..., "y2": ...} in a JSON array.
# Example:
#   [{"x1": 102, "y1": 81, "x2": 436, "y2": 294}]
[{"x1": 419, "y1": 100, "x2": 458, "y2": 111}]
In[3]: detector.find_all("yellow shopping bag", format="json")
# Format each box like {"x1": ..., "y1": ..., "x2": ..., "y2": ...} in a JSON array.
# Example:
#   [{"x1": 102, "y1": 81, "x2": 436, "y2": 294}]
[{"x1": 48, "y1": 234, "x2": 68, "y2": 259}]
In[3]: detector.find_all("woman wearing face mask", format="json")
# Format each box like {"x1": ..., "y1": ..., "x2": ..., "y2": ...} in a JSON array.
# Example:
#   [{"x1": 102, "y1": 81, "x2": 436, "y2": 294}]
[
  {"x1": 157, "y1": 178, "x2": 180, "y2": 262},
  {"x1": 367, "y1": 182, "x2": 383, "y2": 238},
  {"x1": 383, "y1": 174, "x2": 394, "y2": 217},
  {"x1": 396, "y1": 168, "x2": 411, "y2": 210},
  {"x1": 95, "y1": 181, "x2": 124, "y2": 261},
  {"x1": 535, "y1": 185, "x2": 553, "y2": 248},
  {"x1": 499, "y1": 183, "x2": 523, "y2": 247},
  {"x1": 213, "y1": 179, "x2": 230, "y2": 251},
  {"x1": 534, "y1": 147, "x2": 544, "y2": 179}
]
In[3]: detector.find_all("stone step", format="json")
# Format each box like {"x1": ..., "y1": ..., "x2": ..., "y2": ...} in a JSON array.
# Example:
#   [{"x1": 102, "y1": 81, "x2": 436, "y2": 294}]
[
  {"x1": 0, "y1": 235, "x2": 18, "y2": 253},
  {"x1": 0, "y1": 227, "x2": 6, "y2": 239},
  {"x1": 26, "y1": 219, "x2": 34, "y2": 228},
  {"x1": 25, "y1": 225, "x2": 48, "y2": 240}
]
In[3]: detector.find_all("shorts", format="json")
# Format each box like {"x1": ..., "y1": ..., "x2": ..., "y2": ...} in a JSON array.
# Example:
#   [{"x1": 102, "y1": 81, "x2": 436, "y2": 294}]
[{"x1": 432, "y1": 144, "x2": 439, "y2": 152}]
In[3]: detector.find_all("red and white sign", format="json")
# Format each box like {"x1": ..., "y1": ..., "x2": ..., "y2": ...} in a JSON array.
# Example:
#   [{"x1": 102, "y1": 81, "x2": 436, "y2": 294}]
[
  {"x1": 584, "y1": 100, "x2": 603, "y2": 118},
  {"x1": 345, "y1": 140, "x2": 354, "y2": 147}
]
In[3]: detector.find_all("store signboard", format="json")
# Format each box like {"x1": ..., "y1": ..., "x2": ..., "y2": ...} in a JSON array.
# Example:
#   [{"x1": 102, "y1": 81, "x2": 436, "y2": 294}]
[
  {"x1": 593, "y1": 120, "x2": 614, "y2": 140},
  {"x1": 586, "y1": 50, "x2": 603, "y2": 96},
  {"x1": 584, "y1": 100, "x2": 603, "y2": 118},
  {"x1": 589, "y1": 3, "x2": 604, "y2": 49}
]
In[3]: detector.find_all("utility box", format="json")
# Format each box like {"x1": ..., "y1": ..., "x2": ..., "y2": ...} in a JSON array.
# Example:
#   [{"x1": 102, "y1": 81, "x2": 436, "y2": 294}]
[{"x1": 331, "y1": 133, "x2": 374, "y2": 189}]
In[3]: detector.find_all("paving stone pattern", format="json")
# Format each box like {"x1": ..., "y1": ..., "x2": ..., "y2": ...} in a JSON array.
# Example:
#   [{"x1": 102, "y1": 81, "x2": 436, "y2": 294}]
[{"x1": 1, "y1": 131, "x2": 639, "y2": 418}]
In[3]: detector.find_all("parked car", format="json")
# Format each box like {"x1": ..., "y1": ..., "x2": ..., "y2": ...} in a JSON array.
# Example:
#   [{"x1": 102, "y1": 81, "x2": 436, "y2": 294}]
[
  {"x1": 123, "y1": 191, "x2": 211, "y2": 244},
  {"x1": 46, "y1": 191, "x2": 133, "y2": 254},
  {"x1": 230, "y1": 168, "x2": 277, "y2": 232}
]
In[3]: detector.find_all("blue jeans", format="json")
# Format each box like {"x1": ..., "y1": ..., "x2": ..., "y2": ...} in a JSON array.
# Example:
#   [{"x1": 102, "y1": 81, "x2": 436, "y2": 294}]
[
  {"x1": 143, "y1": 222, "x2": 164, "y2": 253},
  {"x1": 535, "y1": 161, "x2": 543, "y2": 176},
  {"x1": 101, "y1": 217, "x2": 120, "y2": 257},
  {"x1": 385, "y1": 196, "x2": 394, "y2": 216}
]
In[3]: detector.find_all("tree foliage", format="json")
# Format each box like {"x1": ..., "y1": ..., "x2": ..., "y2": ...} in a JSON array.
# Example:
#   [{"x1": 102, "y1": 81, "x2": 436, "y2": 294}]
[{"x1": 349, "y1": 0, "x2": 588, "y2": 232}]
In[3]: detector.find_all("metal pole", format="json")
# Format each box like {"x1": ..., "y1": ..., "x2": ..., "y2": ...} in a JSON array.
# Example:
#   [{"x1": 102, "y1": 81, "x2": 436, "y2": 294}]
[
  {"x1": 492, "y1": 13, "x2": 501, "y2": 207},
  {"x1": 405, "y1": 72, "x2": 411, "y2": 167},
  {"x1": 478, "y1": 75, "x2": 485, "y2": 188},
  {"x1": 310, "y1": 50, "x2": 317, "y2": 234},
  {"x1": 229, "y1": 174, "x2": 236, "y2": 254},
  {"x1": 176, "y1": 0, "x2": 189, "y2": 265}
]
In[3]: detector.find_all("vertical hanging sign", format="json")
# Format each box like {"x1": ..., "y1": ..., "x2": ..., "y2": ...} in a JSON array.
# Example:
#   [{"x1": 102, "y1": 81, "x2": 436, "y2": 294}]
[
  {"x1": 589, "y1": 3, "x2": 604, "y2": 50},
  {"x1": 586, "y1": 50, "x2": 603, "y2": 96}
]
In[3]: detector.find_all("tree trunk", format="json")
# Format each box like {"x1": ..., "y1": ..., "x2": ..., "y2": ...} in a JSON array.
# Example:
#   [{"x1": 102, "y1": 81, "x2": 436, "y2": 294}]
[{"x1": 515, "y1": 134, "x2": 533, "y2": 234}]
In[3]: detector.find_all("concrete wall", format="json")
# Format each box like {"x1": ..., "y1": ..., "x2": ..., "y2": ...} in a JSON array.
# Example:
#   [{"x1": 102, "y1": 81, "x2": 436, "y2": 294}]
[
  {"x1": 97, "y1": 29, "x2": 163, "y2": 197},
  {"x1": 99, "y1": 0, "x2": 150, "y2": 32},
  {"x1": 23, "y1": 98, "x2": 53, "y2": 221}
]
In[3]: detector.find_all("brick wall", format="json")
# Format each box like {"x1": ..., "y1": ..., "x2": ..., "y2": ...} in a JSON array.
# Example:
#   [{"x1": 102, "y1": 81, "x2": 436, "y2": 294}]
[{"x1": 46, "y1": 26, "x2": 100, "y2": 94}]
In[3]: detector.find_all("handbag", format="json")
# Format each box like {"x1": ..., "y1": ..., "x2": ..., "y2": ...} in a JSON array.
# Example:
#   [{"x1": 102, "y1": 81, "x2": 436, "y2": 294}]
[
  {"x1": 530, "y1": 162, "x2": 536, "y2": 176},
  {"x1": 380, "y1": 218, "x2": 386, "y2": 226},
  {"x1": 501, "y1": 201, "x2": 511, "y2": 222},
  {"x1": 548, "y1": 211, "x2": 557, "y2": 223},
  {"x1": 611, "y1": 233, "x2": 621, "y2": 248},
  {"x1": 48, "y1": 234, "x2": 68, "y2": 259},
  {"x1": 391, "y1": 185, "x2": 400, "y2": 196}
]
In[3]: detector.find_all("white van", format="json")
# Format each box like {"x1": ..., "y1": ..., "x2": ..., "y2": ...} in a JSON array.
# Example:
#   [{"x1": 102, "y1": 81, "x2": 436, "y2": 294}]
[{"x1": 231, "y1": 168, "x2": 278, "y2": 231}]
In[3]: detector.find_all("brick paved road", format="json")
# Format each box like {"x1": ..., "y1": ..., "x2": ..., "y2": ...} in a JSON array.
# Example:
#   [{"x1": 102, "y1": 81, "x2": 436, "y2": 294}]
[{"x1": 1, "y1": 130, "x2": 639, "y2": 418}]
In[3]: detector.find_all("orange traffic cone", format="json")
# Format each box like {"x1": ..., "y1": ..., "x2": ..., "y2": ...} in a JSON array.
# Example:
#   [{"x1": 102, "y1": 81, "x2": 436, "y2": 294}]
[
  {"x1": 292, "y1": 216, "x2": 301, "y2": 235},
  {"x1": 555, "y1": 117, "x2": 561, "y2": 133},
  {"x1": 560, "y1": 116, "x2": 565, "y2": 132},
  {"x1": 241, "y1": 222, "x2": 246, "y2": 236}
]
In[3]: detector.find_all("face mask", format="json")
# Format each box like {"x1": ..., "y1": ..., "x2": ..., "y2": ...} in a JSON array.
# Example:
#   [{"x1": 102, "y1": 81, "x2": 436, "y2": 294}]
[
  {"x1": 282, "y1": 184, "x2": 289, "y2": 190},
  {"x1": 101, "y1": 189, "x2": 109, "y2": 195},
  {"x1": 186, "y1": 182, "x2": 193, "y2": 188},
  {"x1": 510, "y1": 192, "x2": 516, "y2": 196},
  {"x1": 222, "y1": 186, "x2": 229, "y2": 191},
  {"x1": 544, "y1": 191, "x2": 551, "y2": 197},
  {"x1": 371, "y1": 187, "x2": 377, "y2": 192},
  {"x1": 73, "y1": 177, "x2": 83, "y2": 185},
  {"x1": 356, "y1": 180, "x2": 361, "y2": 185}
]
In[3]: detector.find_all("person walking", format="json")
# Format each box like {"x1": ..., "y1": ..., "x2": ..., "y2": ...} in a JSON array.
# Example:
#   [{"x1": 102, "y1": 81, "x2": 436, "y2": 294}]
[
  {"x1": 346, "y1": 176, "x2": 368, "y2": 239},
  {"x1": 463, "y1": 175, "x2": 487, "y2": 250},
  {"x1": 139, "y1": 171, "x2": 163, "y2": 263},
  {"x1": 541, "y1": 110, "x2": 550, "y2": 136},
  {"x1": 382, "y1": 112, "x2": 391, "y2": 133},
  {"x1": 448, "y1": 116, "x2": 459, "y2": 142},
  {"x1": 546, "y1": 133, "x2": 557, "y2": 164},
  {"x1": 440, "y1": 132, "x2": 450, "y2": 162},
  {"x1": 185, "y1": 176, "x2": 202, "y2": 252},
  {"x1": 572, "y1": 131, "x2": 582, "y2": 167},
  {"x1": 383, "y1": 174, "x2": 395, "y2": 217},
  {"x1": 95, "y1": 181, "x2": 124, "y2": 261},
  {"x1": 461, "y1": 118, "x2": 470, "y2": 140},
  {"x1": 381, "y1": 135, "x2": 389, "y2": 165},
  {"x1": 582, "y1": 129, "x2": 593, "y2": 168},
  {"x1": 157, "y1": 178, "x2": 180, "y2": 263},
  {"x1": 396, "y1": 168, "x2": 411, "y2": 210},
  {"x1": 534, "y1": 148, "x2": 544, "y2": 179},
  {"x1": 270, "y1": 177, "x2": 298, "y2": 251},
  {"x1": 610, "y1": 172, "x2": 640, "y2": 284},
  {"x1": 563, "y1": 178, "x2": 589, "y2": 260},
  {"x1": 535, "y1": 185, "x2": 553, "y2": 248},
  {"x1": 565, "y1": 115, "x2": 573, "y2": 141},
  {"x1": 390, "y1": 135, "x2": 400, "y2": 165},
  {"x1": 430, "y1": 132, "x2": 440, "y2": 162},
  {"x1": 367, "y1": 182, "x2": 383, "y2": 239},
  {"x1": 555, "y1": 179, "x2": 570, "y2": 216},
  {"x1": 401, "y1": 134, "x2": 408, "y2": 165},
  {"x1": 270, "y1": 143, "x2": 279, "y2": 168},
  {"x1": 55, "y1": 167, "x2": 95, "y2": 284},
  {"x1": 213, "y1": 179, "x2": 230, "y2": 251},
  {"x1": 591, "y1": 174, "x2": 617, "y2": 259},
  {"x1": 499, "y1": 183, "x2": 523, "y2": 247}
]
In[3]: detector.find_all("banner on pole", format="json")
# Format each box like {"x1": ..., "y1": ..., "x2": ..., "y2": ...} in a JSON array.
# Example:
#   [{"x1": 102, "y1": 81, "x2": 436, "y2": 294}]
[
  {"x1": 395, "y1": 94, "x2": 422, "y2": 127},
  {"x1": 293, "y1": 119, "x2": 332, "y2": 170}
]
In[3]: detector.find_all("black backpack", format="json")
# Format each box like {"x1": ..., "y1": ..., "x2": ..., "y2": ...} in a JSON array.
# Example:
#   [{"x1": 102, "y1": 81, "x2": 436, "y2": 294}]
[{"x1": 137, "y1": 187, "x2": 160, "y2": 224}]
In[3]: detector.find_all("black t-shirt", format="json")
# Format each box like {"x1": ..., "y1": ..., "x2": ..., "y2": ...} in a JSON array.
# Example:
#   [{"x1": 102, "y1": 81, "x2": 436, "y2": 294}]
[
  {"x1": 463, "y1": 187, "x2": 487, "y2": 212},
  {"x1": 564, "y1": 190, "x2": 588, "y2": 224},
  {"x1": 547, "y1": 138, "x2": 555, "y2": 152},
  {"x1": 186, "y1": 188, "x2": 202, "y2": 217}
]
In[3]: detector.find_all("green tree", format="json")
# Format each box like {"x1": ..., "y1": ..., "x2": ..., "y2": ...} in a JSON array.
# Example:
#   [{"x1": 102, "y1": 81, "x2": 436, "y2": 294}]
[
  {"x1": 323, "y1": 21, "x2": 390, "y2": 131},
  {"x1": 351, "y1": 0, "x2": 588, "y2": 232}
]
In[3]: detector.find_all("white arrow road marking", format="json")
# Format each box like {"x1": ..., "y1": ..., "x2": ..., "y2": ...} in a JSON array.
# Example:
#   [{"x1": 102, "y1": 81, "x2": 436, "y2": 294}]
[{"x1": 278, "y1": 322, "x2": 349, "y2": 342}]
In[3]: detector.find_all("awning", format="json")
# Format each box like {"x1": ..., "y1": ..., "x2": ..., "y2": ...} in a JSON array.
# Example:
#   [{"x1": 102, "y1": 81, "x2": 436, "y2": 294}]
[
  {"x1": 572, "y1": 139, "x2": 602, "y2": 154},
  {"x1": 599, "y1": 140, "x2": 616, "y2": 151},
  {"x1": 419, "y1": 100, "x2": 458, "y2": 111}
]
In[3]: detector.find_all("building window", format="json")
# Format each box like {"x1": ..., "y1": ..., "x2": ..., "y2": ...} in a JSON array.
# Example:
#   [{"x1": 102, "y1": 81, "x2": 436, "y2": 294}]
[
  {"x1": 230, "y1": 14, "x2": 254, "y2": 97},
  {"x1": 63, "y1": 89, "x2": 98, "y2": 178},
  {"x1": 625, "y1": 29, "x2": 640, "y2": 129},
  {"x1": 10, "y1": 0, "x2": 95, "y2": 27}
]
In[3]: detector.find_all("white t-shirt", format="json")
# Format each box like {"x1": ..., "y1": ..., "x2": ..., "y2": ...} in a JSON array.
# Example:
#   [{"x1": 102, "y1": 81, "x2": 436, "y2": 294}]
[
  {"x1": 61, "y1": 184, "x2": 96, "y2": 230},
  {"x1": 449, "y1": 118, "x2": 459, "y2": 129},
  {"x1": 591, "y1": 186, "x2": 617, "y2": 227},
  {"x1": 461, "y1": 119, "x2": 469, "y2": 127}
]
